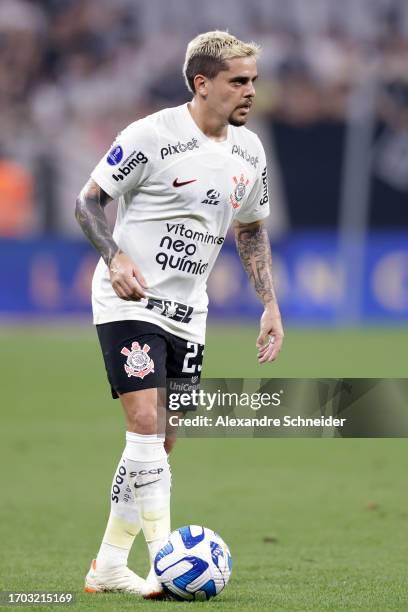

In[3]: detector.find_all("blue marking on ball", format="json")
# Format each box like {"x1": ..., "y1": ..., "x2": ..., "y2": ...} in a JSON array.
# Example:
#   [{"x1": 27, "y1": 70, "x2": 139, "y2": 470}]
[
  {"x1": 154, "y1": 541, "x2": 174, "y2": 577},
  {"x1": 200, "y1": 579, "x2": 217, "y2": 600},
  {"x1": 210, "y1": 540, "x2": 224, "y2": 567},
  {"x1": 178, "y1": 525, "x2": 205, "y2": 549},
  {"x1": 173, "y1": 556, "x2": 209, "y2": 591}
]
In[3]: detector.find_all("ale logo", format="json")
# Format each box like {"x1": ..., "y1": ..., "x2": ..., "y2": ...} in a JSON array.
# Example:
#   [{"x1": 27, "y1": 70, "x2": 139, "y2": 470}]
[{"x1": 201, "y1": 189, "x2": 220, "y2": 205}]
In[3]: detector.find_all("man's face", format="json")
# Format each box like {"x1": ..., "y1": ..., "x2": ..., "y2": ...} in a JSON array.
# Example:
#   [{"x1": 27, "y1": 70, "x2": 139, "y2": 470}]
[{"x1": 202, "y1": 56, "x2": 258, "y2": 126}]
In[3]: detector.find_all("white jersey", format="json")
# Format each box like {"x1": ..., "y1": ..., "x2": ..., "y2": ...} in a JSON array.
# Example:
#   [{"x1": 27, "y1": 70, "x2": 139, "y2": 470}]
[{"x1": 91, "y1": 103, "x2": 269, "y2": 344}]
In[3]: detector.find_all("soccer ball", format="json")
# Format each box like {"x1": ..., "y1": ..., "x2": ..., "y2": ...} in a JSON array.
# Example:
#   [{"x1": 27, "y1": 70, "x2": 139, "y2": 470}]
[{"x1": 154, "y1": 525, "x2": 232, "y2": 601}]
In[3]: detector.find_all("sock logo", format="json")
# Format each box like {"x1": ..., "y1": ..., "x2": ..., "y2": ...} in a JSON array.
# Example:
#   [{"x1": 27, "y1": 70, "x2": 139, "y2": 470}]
[
  {"x1": 111, "y1": 463, "x2": 127, "y2": 504},
  {"x1": 134, "y1": 479, "x2": 161, "y2": 489},
  {"x1": 130, "y1": 468, "x2": 164, "y2": 489},
  {"x1": 130, "y1": 469, "x2": 164, "y2": 476},
  {"x1": 120, "y1": 342, "x2": 154, "y2": 378}
]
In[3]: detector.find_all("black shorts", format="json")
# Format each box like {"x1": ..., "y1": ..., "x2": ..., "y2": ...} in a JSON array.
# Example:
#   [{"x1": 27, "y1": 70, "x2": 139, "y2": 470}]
[{"x1": 96, "y1": 320, "x2": 204, "y2": 399}]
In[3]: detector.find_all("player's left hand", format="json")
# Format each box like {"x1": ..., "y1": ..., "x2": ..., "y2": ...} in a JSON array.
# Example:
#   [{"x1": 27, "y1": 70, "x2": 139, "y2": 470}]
[{"x1": 256, "y1": 303, "x2": 284, "y2": 364}]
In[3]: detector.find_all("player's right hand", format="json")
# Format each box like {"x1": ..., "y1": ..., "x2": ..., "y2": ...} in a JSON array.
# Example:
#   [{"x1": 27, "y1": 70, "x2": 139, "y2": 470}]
[{"x1": 109, "y1": 251, "x2": 147, "y2": 301}]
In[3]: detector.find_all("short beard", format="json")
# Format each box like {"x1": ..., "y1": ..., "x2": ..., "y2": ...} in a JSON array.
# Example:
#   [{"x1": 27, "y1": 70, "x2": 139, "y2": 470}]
[{"x1": 228, "y1": 114, "x2": 247, "y2": 127}]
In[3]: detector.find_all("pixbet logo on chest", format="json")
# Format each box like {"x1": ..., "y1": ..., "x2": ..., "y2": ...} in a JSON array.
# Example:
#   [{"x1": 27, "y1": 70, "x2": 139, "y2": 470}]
[
  {"x1": 161, "y1": 137, "x2": 199, "y2": 159},
  {"x1": 231, "y1": 144, "x2": 259, "y2": 168}
]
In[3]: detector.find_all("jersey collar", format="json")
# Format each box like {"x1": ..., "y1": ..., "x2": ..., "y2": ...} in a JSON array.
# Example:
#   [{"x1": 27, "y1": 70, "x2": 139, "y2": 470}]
[{"x1": 182, "y1": 103, "x2": 230, "y2": 146}]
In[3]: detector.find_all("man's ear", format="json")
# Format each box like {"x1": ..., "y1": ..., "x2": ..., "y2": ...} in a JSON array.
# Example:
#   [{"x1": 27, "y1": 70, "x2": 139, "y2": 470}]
[{"x1": 194, "y1": 74, "x2": 208, "y2": 97}]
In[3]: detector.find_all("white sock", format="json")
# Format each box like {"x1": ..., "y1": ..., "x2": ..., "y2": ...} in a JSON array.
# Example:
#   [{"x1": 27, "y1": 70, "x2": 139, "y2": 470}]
[
  {"x1": 124, "y1": 432, "x2": 171, "y2": 564},
  {"x1": 96, "y1": 454, "x2": 141, "y2": 570}
]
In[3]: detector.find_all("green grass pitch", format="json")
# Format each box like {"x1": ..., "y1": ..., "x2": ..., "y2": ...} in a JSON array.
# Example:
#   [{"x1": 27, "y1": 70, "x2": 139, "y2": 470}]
[{"x1": 1, "y1": 324, "x2": 408, "y2": 610}]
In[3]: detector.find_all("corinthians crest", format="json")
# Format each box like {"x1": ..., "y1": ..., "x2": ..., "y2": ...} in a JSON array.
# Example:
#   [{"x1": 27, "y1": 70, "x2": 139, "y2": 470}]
[
  {"x1": 230, "y1": 173, "x2": 250, "y2": 209},
  {"x1": 120, "y1": 341, "x2": 155, "y2": 378}
]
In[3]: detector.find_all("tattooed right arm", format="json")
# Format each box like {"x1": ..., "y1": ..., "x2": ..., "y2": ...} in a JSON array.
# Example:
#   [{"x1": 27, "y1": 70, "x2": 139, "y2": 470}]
[
  {"x1": 75, "y1": 178, "x2": 117, "y2": 266},
  {"x1": 75, "y1": 178, "x2": 147, "y2": 301}
]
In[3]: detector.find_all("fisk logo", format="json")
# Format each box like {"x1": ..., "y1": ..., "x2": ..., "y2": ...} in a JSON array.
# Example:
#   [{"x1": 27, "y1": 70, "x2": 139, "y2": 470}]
[
  {"x1": 112, "y1": 150, "x2": 148, "y2": 182},
  {"x1": 161, "y1": 137, "x2": 199, "y2": 159},
  {"x1": 201, "y1": 189, "x2": 220, "y2": 205}
]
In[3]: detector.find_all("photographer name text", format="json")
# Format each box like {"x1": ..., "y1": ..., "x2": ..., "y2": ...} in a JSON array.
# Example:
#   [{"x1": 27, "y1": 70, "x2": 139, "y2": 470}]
[{"x1": 169, "y1": 415, "x2": 346, "y2": 428}]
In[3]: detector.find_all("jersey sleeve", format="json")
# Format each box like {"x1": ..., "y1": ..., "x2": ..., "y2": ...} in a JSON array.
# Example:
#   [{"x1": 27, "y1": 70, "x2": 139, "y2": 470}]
[
  {"x1": 234, "y1": 138, "x2": 270, "y2": 224},
  {"x1": 91, "y1": 119, "x2": 157, "y2": 199}
]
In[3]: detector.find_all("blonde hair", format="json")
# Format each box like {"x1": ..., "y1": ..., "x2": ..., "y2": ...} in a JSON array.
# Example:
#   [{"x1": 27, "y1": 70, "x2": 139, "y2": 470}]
[{"x1": 183, "y1": 30, "x2": 260, "y2": 93}]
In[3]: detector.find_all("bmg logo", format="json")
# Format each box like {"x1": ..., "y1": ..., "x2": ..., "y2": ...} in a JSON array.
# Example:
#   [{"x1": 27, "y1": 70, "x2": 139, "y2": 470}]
[{"x1": 111, "y1": 150, "x2": 148, "y2": 182}]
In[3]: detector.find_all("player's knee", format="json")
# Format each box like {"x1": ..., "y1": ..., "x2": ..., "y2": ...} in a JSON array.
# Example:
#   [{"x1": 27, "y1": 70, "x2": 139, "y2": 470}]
[{"x1": 127, "y1": 407, "x2": 157, "y2": 434}]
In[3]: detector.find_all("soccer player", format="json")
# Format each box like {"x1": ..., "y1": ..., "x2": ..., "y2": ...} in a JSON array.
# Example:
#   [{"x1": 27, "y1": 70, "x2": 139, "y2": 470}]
[{"x1": 75, "y1": 30, "x2": 284, "y2": 598}]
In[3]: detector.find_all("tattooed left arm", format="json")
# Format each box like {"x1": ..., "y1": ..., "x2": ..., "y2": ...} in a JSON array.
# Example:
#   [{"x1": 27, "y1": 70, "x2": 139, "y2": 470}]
[{"x1": 234, "y1": 219, "x2": 284, "y2": 363}]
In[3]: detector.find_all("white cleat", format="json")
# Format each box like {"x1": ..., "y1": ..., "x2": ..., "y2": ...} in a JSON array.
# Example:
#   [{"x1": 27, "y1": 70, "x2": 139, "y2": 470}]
[
  {"x1": 141, "y1": 566, "x2": 168, "y2": 600},
  {"x1": 84, "y1": 559, "x2": 146, "y2": 594}
]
